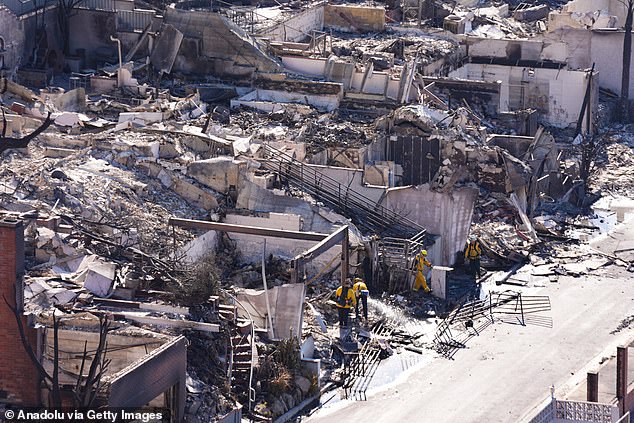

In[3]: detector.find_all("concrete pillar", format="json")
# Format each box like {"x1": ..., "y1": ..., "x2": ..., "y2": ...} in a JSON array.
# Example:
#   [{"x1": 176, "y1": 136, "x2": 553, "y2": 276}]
[
  {"x1": 617, "y1": 346, "x2": 628, "y2": 415},
  {"x1": 587, "y1": 371, "x2": 599, "y2": 402},
  {"x1": 0, "y1": 216, "x2": 40, "y2": 406}
]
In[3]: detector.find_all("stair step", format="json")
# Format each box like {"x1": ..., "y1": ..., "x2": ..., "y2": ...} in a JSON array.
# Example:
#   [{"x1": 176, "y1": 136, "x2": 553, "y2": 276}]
[{"x1": 233, "y1": 361, "x2": 252, "y2": 369}]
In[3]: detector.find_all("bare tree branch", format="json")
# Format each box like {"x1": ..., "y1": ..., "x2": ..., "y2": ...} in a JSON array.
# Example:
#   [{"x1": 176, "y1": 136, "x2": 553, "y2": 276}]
[{"x1": 0, "y1": 112, "x2": 52, "y2": 154}]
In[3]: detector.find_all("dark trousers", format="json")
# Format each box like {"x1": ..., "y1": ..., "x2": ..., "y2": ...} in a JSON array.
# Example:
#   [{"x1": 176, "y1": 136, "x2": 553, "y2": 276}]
[
  {"x1": 338, "y1": 307, "x2": 350, "y2": 327},
  {"x1": 468, "y1": 257, "x2": 481, "y2": 278},
  {"x1": 355, "y1": 295, "x2": 368, "y2": 320}
]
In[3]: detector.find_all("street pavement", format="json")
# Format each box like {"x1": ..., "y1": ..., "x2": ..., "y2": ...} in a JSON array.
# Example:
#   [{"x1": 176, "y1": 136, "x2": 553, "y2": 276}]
[{"x1": 306, "y1": 217, "x2": 634, "y2": 423}]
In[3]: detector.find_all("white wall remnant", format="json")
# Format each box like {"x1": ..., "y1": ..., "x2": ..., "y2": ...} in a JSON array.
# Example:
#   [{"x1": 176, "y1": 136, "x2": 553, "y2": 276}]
[
  {"x1": 382, "y1": 185, "x2": 478, "y2": 265},
  {"x1": 256, "y1": 4, "x2": 325, "y2": 42},
  {"x1": 235, "y1": 283, "x2": 306, "y2": 340},
  {"x1": 449, "y1": 63, "x2": 597, "y2": 129}
]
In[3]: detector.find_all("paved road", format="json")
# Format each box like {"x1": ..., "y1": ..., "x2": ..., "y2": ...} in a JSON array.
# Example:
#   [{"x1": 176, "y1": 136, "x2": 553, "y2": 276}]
[{"x1": 307, "y1": 219, "x2": 634, "y2": 423}]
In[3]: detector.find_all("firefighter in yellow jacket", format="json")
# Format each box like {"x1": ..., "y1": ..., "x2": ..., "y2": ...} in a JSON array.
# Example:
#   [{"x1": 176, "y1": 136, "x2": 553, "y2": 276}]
[
  {"x1": 464, "y1": 235, "x2": 482, "y2": 280},
  {"x1": 353, "y1": 277, "x2": 369, "y2": 321},
  {"x1": 413, "y1": 250, "x2": 432, "y2": 293},
  {"x1": 335, "y1": 279, "x2": 356, "y2": 327}
]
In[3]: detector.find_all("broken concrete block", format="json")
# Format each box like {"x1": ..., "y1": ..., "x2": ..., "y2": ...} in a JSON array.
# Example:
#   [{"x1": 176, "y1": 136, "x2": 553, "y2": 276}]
[
  {"x1": 187, "y1": 157, "x2": 245, "y2": 193},
  {"x1": 513, "y1": 4, "x2": 549, "y2": 22},
  {"x1": 52, "y1": 87, "x2": 86, "y2": 112},
  {"x1": 118, "y1": 112, "x2": 164, "y2": 125},
  {"x1": 49, "y1": 288, "x2": 78, "y2": 305},
  {"x1": 150, "y1": 24, "x2": 184, "y2": 74},
  {"x1": 43, "y1": 147, "x2": 76, "y2": 158},
  {"x1": 294, "y1": 375, "x2": 312, "y2": 395},
  {"x1": 82, "y1": 262, "x2": 116, "y2": 297},
  {"x1": 54, "y1": 112, "x2": 84, "y2": 127},
  {"x1": 90, "y1": 76, "x2": 117, "y2": 94}
]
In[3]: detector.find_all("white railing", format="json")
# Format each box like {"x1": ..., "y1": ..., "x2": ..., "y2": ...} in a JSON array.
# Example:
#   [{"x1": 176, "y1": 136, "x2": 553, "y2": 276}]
[
  {"x1": 555, "y1": 400, "x2": 617, "y2": 423},
  {"x1": 528, "y1": 397, "x2": 620, "y2": 423},
  {"x1": 616, "y1": 412, "x2": 631, "y2": 423}
]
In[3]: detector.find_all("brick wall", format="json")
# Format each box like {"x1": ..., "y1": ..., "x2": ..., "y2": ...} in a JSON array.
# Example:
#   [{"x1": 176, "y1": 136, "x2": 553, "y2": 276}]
[{"x1": 0, "y1": 217, "x2": 40, "y2": 406}]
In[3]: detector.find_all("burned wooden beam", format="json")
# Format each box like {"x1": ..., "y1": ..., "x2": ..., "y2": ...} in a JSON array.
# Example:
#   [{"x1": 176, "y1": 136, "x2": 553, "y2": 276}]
[
  {"x1": 0, "y1": 112, "x2": 52, "y2": 154},
  {"x1": 168, "y1": 217, "x2": 329, "y2": 241}
]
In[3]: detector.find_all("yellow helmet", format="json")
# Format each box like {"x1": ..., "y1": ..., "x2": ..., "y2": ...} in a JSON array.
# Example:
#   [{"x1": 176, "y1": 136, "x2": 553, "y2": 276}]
[
  {"x1": 420, "y1": 250, "x2": 428, "y2": 256},
  {"x1": 353, "y1": 277, "x2": 363, "y2": 283}
]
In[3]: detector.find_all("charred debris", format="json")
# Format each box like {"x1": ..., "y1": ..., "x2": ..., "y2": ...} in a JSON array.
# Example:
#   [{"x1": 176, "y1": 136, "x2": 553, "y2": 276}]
[{"x1": 1, "y1": 0, "x2": 634, "y2": 420}]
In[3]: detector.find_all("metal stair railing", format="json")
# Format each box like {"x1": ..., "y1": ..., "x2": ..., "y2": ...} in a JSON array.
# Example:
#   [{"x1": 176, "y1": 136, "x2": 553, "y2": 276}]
[{"x1": 258, "y1": 144, "x2": 426, "y2": 239}]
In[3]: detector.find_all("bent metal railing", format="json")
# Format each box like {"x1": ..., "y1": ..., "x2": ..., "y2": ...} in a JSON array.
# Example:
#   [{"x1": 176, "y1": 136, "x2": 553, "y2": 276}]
[{"x1": 434, "y1": 290, "x2": 552, "y2": 359}]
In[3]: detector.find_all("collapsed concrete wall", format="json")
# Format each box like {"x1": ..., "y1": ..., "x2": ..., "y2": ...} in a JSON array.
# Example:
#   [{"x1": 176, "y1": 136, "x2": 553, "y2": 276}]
[
  {"x1": 164, "y1": 7, "x2": 282, "y2": 77},
  {"x1": 382, "y1": 185, "x2": 478, "y2": 266},
  {"x1": 324, "y1": 4, "x2": 385, "y2": 33},
  {"x1": 224, "y1": 212, "x2": 341, "y2": 273},
  {"x1": 542, "y1": 28, "x2": 634, "y2": 100},
  {"x1": 464, "y1": 37, "x2": 568, "y2": 65},
  {"x1": 449, "y1": 63, "x2": 597, "y2": 129},
  {"x1": 280, "y1": 55, "x2": 411, "y2": 100},
  {"x1": 549, "y1": 0, "x2": 627, "y2": 30},
  {"x1": 257, "y1": 4, "x2": 325, "y2": 42},
  {"x1": 236, "y1": 180, "x2": 342, "y2": 234}
]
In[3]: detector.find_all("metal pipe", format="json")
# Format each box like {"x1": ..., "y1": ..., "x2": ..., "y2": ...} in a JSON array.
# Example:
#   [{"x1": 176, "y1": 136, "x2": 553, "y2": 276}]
[{"x1": 110, "y1": 35, "x2": 122, "y2": 87}]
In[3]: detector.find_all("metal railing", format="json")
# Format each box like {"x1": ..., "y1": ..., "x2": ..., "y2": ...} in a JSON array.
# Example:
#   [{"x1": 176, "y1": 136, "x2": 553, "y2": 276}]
[
  {"x1": 340, "y1": 320, "x2": 394, "y2": 400},
  {"x1": 379, "y1": 231, "x2": 426, "y2": 268},
  {"x1": 259, "y1": 144, "x2": 426, "y2": 239},
  {"x1": 434, "y1": 290, "x2": 552, "y2": 358}
]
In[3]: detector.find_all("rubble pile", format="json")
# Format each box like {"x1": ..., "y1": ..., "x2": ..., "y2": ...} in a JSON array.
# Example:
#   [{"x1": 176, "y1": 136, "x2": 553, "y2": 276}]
[
  {"x1": 331, "y1": 31, "x2": 459, "y2": 69},
  {"x1": 3, "y1": 0, "x2": 634, "y2": 419}
]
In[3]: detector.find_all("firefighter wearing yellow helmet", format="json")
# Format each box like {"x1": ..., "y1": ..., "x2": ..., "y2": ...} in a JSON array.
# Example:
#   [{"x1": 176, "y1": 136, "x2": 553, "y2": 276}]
[
  {"x1": 352, "y1": 277, "x2": 369, "y2": 321},
  {"x1": 413, "y1": 250, "x2": 432, "y2": 293}
]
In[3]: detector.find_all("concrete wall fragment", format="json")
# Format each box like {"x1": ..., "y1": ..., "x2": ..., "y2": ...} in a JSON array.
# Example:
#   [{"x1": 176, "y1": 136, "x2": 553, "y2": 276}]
[
  {"x1": 382, "y1": 185, "x2": 478, "y2": 265},
  {"x1": 324, "y1": 4, "x2": 385, "y2": 33}
]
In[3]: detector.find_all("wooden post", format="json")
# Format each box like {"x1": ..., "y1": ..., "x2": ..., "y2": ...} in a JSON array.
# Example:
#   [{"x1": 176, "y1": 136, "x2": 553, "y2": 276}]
[
  {"x1": 617, "y1": 346, "x2": 628, "y2": 415},
  {"x1": 587, "y1": 371, "x2": 599, "y2": 402}
]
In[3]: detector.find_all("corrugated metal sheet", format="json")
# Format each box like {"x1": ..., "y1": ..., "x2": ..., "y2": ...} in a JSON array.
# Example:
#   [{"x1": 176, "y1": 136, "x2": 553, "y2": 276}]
[{"x1": 116, "y1": 9, "x2": 155, "y2": 32}]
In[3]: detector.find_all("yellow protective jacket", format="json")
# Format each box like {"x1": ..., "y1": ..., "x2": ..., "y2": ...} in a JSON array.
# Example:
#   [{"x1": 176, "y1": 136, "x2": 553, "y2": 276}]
[
  {"x1": 416, "y1": 255, "x2": 432, "y2": 272},
  {"x1": 465, "y1": 241, "x2": 481, "y2": 259},
  {"x1": 335, "y1": 286, "x2": 356, "y2": 309},
  {"x1": 353, "y1": 281, "x2": 368, "y2": 297}
]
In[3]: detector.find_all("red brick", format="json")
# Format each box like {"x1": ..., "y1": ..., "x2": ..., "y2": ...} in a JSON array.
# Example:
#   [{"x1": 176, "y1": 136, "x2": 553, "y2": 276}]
[{"x1": 0, "y1": 219, "x2": 40, "y2": 406}]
